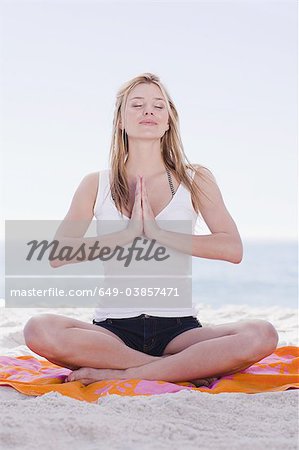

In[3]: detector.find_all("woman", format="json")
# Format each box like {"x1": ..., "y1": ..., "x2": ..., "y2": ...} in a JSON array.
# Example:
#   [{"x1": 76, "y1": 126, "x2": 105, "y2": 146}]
[{"x1": 23, "y1": 73, "x2": 278, "y2": 387}]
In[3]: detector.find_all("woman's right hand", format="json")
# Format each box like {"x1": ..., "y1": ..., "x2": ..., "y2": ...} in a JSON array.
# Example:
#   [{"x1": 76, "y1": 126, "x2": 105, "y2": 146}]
[{"x1": 127, "y1": 176, "x2": 143, "y2": 239}]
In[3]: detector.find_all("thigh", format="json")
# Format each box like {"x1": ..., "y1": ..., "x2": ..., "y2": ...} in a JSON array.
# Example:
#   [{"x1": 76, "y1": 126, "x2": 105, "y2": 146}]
[
  {"x1": 29, "y1": 313, "x2": 126, "y2": 346},
  {"x1": 163, "y1": 319, "x2": 249, "y2": 355}
]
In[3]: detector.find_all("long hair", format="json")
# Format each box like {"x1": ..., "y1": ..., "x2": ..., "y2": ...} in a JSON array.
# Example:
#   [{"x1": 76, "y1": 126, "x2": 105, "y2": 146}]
[{"x1": 108, "y1": 72, "x2": 212, "y2": 218}]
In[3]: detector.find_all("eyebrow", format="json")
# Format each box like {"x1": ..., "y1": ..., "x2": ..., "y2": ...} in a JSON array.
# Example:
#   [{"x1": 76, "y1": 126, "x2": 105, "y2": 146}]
[{"x1": 129, "y1": 96, "x2": 166, "y2": 102}]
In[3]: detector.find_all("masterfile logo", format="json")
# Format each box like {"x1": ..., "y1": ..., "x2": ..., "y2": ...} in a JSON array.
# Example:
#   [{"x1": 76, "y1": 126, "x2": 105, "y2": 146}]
[{"x1": 5, "y1": 219, "x2": 192, "y2": 309}]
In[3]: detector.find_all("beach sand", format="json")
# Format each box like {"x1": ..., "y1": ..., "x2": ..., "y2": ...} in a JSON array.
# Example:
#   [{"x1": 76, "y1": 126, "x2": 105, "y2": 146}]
[{"x1": 0, "y1": 303, "x2": 298, "y2": 450}]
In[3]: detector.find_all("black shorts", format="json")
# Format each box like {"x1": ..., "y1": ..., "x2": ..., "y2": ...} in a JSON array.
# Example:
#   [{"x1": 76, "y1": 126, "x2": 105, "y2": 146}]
[{"x1": 92, "y1": 314, "x2": 203, "y2": 357}]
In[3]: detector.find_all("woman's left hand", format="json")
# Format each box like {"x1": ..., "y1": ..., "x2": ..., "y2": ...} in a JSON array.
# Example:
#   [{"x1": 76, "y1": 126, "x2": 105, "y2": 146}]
[{"x1": 141, "y1": 176, "x2": 161, "y2": 241}]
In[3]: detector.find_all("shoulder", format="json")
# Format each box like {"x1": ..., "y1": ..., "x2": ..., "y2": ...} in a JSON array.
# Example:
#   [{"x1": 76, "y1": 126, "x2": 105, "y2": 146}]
[
  {"x1": 80, "y1": 171, "x2": 100, "y2": 189},
  {"x1": 190, "y1": 164, "x2": 217, "y2": 186},
  {"x1": 189, "y1": 164, "x2": 221, "y2": 208},
  {"x1": 75, "y1": 172, "x2": 100, "y2": 200}
]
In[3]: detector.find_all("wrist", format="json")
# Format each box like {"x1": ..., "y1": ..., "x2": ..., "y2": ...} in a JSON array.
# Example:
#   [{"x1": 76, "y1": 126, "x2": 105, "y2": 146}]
[
  {"x1": 123, "y1": 227, "x2": 136, "y2": 245},
  {"x1": 154, "y1": 226, "x2": 164, "y2": 244}
]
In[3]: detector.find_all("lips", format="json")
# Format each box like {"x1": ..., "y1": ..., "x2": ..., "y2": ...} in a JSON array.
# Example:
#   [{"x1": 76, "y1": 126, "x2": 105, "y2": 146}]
[{"x1": 139, "y1": 120, "x2": 157, "y2": 125}]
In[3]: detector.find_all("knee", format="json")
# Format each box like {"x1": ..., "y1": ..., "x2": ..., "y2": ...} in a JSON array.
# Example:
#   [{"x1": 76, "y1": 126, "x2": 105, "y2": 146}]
[
  {"x1": 240, "y1": 319, "x2": 279, "y2": 361},
  {"x1": 23, "y1": 313, "x2": 57, "y2": 356}
]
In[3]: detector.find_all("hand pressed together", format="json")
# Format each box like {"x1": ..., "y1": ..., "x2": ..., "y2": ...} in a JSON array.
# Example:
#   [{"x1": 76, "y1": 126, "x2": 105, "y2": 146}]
[{"x1": 127, "y1": 175, "x2": 161, "y2": 241}]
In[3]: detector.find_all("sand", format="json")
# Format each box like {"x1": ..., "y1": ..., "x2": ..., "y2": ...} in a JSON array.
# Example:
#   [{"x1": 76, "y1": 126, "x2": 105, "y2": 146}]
[{"x1": 0, "y1": 302, "x2": 298, "y2": 450}]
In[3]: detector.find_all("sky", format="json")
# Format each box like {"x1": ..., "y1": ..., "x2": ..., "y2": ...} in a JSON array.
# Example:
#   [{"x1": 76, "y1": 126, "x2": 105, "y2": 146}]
[{"x1": 1, "y1": 0, "x2": 297, "y2": 241}]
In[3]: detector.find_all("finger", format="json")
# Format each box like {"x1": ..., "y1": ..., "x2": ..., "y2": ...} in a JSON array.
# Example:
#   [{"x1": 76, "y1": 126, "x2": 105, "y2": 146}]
[
  {"x1": 135, "y1": 177, "x2": 141, "y2": 200},
  {"x1": 142, "y1": 176, "x2": 146, "y2": 193},
  {"x1": 141, "y1": 177, "x2": 148, "y2": 202},
  {"x1": 141, "y1": 183, "x2": 152, "y2": 218},
  {"x1": 132, "y1": 177, "x2": 141, "y2": 216},
  {"x1": 141, "y1": 178, "x2": 148, "y2": 208},
  {"x1": 140, "y1": 176, "x2": 146, "y2": 203},
  {"x1": 138, "y1": 176, "x2": 142, "y2": 204},
  {"x1": 143, "y1": 185, "x2": 150, "y2": 208}
]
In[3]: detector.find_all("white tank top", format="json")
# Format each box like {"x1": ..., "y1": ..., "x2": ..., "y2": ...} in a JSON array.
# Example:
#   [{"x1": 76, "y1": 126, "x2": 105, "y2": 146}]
[{"x1": 92, "y1": 168, "x2": 200, "y2": 321}]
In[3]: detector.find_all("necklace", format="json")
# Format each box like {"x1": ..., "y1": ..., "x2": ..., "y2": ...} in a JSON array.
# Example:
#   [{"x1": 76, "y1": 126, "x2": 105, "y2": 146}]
[{"x1": 166, "y1": 168, "x2": 175, "y2": 197}]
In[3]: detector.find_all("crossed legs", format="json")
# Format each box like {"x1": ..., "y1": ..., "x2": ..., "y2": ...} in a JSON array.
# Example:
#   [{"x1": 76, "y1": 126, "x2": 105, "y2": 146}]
[{"x1": 23, "y1": 314, "x2": 279, "y2": 386}]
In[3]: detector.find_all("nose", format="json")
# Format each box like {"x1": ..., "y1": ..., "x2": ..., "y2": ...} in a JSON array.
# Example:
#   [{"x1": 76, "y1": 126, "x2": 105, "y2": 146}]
[{"x1": 142, "y1": 107, "x2": 155, "y2": 116}]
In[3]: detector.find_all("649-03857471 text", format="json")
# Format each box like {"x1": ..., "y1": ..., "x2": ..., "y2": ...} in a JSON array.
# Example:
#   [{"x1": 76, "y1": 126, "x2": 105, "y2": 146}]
[{"x1": 9, "y1": 286, "x2": 181, "y2": 298}]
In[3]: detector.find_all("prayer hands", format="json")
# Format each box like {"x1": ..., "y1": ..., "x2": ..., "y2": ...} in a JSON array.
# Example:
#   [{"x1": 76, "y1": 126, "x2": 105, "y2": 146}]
[{"x1": 128, "y1": 176, "x2": 161, "y2": 241}]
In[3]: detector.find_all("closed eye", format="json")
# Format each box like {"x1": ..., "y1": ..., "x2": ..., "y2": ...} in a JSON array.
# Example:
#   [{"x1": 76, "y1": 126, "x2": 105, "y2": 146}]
[{"x1": 133, "y1": 105, "x2": 163, "y2": 109}]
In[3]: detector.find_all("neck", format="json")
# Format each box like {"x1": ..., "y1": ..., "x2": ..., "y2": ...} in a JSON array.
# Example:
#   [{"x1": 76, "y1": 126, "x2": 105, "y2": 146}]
[{"x1": 125, "y1": 138, "x2": 166, "y2": 178}]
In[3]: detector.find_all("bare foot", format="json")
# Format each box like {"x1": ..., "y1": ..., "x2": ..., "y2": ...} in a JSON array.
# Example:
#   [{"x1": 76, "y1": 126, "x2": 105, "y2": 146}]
[
  {"x1": 188, "y1": 377, "x2": 219, "y2": 388},
  {"x1": 63, "y1": 352, "x2": 219, "y2": 388},
  {"x1": 64, "y1": 355, "x2": 169, "y2": 386},
  {"x1": 64, "y1": 366, "x2": 219, "y2": 388},
  {"x1": 64, "y1": 367, "x2": 128, "y2": 386}
]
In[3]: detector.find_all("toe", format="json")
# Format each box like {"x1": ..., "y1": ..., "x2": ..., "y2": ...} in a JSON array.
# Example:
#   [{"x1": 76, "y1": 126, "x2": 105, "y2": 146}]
[
  {"x1": 63, "y1": 372, "x2": 74, "y2": 383},
  {"x1": 66, "y1": 368, "x2": 89, "y2": 382},
  {"x1": 191, "y1": 377, "x2": 219, "y2": 387}
]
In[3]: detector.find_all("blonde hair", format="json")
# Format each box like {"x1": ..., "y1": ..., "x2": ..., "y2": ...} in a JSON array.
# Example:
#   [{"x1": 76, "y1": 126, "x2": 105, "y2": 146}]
[{"x1": 108, "y1": 72, "x2": 212, "y2": 217}]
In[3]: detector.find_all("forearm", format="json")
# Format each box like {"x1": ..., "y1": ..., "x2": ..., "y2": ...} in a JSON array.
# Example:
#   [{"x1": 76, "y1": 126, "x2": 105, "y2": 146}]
[
  {"x1": 49, "y1": 228, "x2": 134, "y2": 268},
  {"x1": 156, "y1": 229, "x2": 243, "y2": 263}
]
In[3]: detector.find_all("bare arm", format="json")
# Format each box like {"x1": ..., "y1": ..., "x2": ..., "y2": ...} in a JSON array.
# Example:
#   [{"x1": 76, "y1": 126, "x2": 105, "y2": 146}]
[
  {"x1": 49, "y1": 172, "x2": 133, "y2": 268},
  {"x1": 156, "y1": 166, "x2": 243, "y2": 263}
]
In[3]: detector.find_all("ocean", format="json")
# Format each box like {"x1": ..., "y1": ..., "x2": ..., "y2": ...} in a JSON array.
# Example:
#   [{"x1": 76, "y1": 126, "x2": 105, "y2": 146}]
[
  {"x1": 192, "y1": 239, "x2": 298, "y2": 308},
  {"x1": 0, "y1": 240, "x2": 297, "y2": 309}
]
